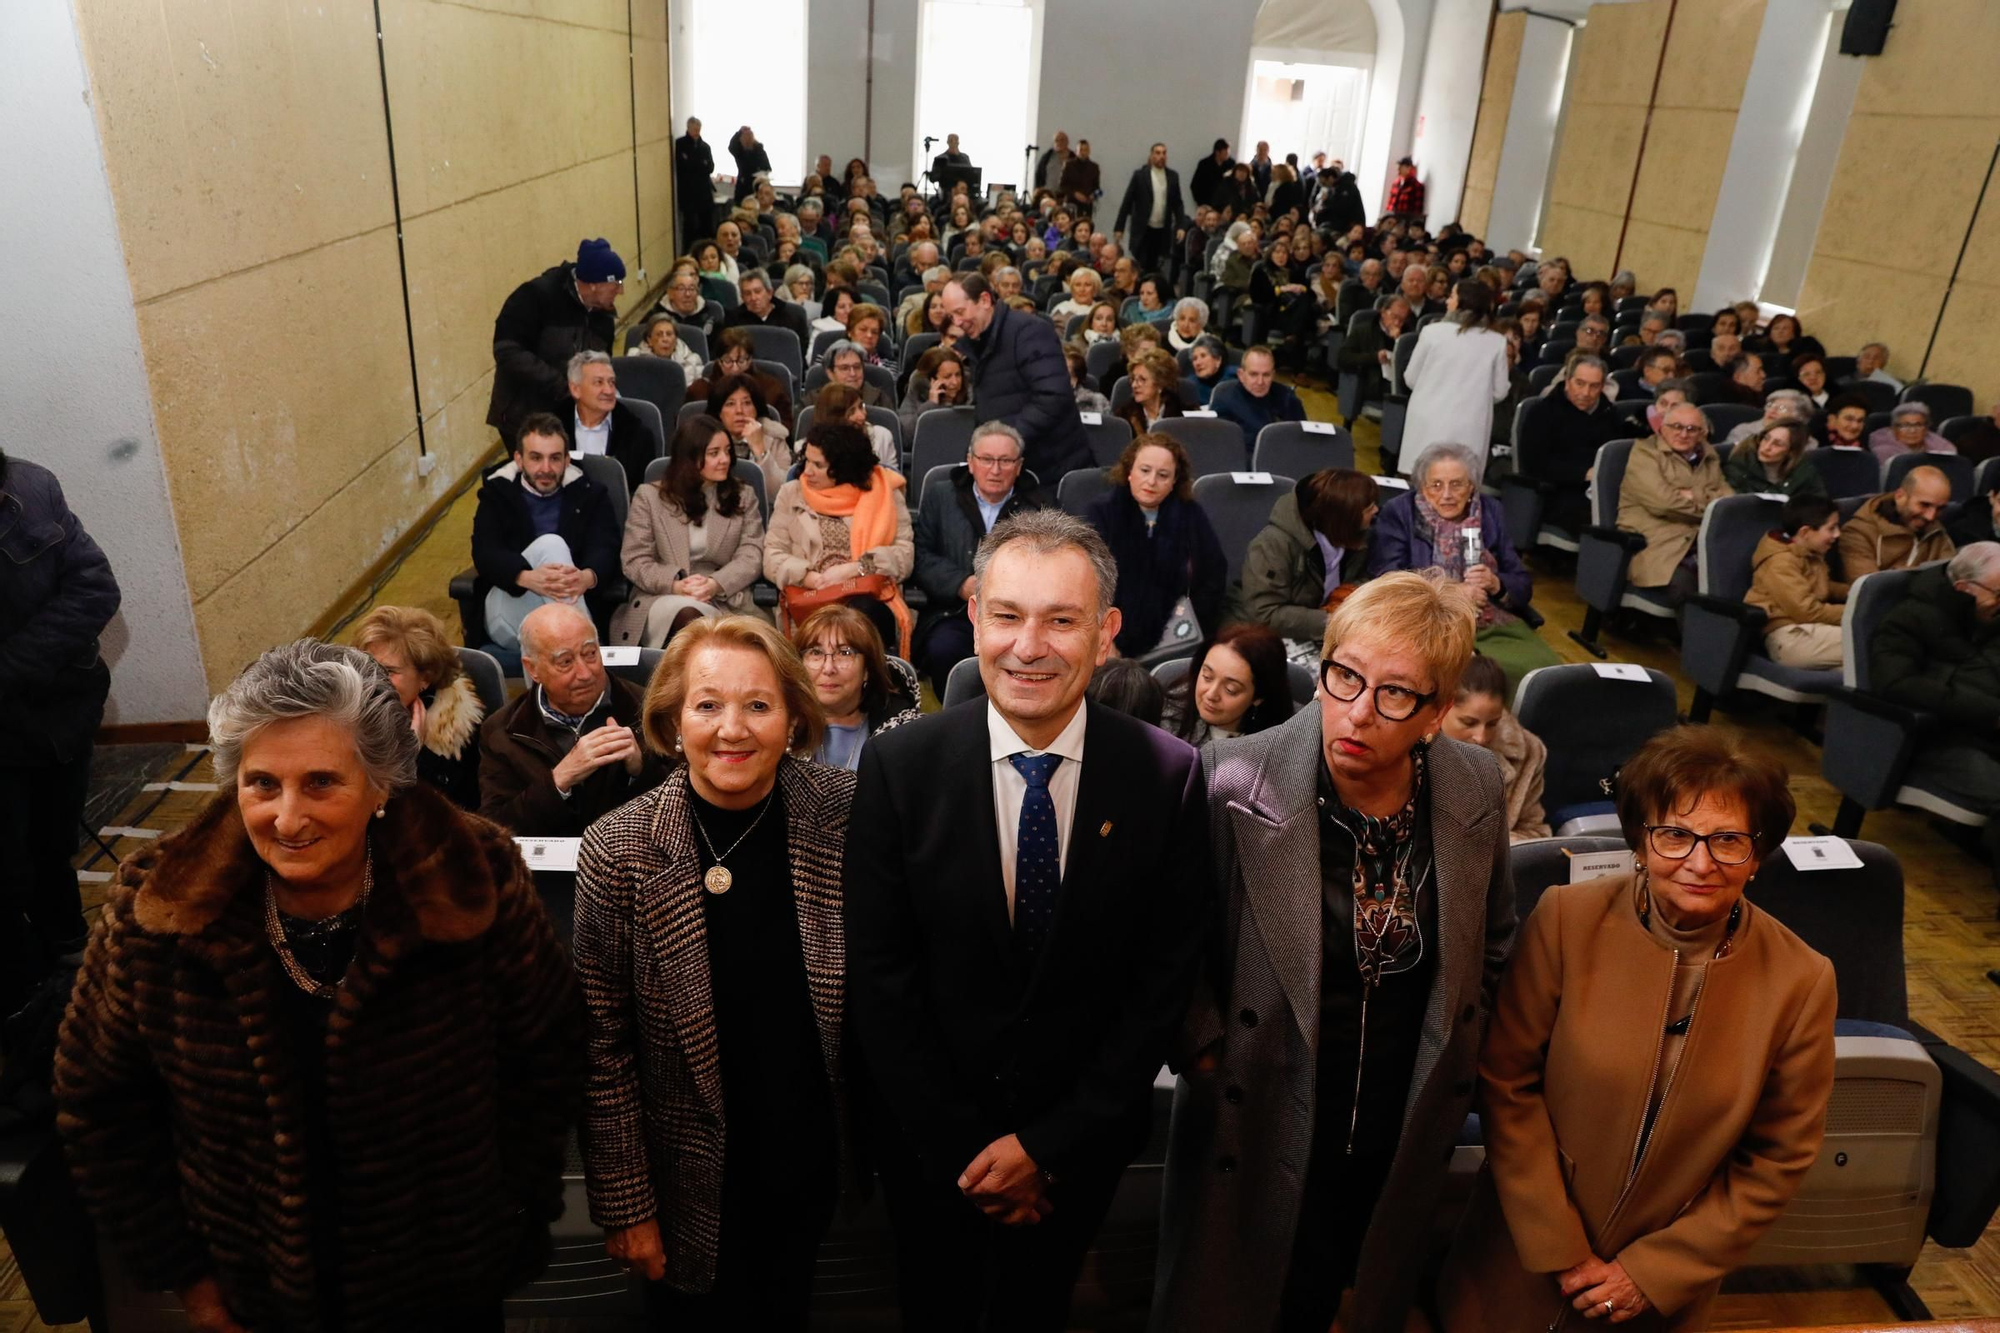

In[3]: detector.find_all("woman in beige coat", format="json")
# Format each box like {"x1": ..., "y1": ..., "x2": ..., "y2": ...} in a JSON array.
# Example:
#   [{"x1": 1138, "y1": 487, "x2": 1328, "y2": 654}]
[
  {"x1": 1439, "y1": 653, "x2": 1548, "y2": 841},
  {"x1": 764, "y1": 418, "x2": 915, "y2": 657},
  {"x1": 1617, "y1": 401, "x2": 1733, "y2": 605},
  {"x1": 1437, "y1": 726, "x2": 1835, "y2": 1333},
  {"x1": 610, "y1": 413, "x2": 768, "y2": 646}
]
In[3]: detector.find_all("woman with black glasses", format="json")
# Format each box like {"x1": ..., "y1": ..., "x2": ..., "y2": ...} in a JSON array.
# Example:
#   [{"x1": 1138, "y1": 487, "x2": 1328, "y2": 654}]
[
  {"x1": 1437, "y1": 725, "x2": 1833, "y2": 1333},
  {"x1": 1155, "y1": 570, "x2": 1518, "y2": 1333}
]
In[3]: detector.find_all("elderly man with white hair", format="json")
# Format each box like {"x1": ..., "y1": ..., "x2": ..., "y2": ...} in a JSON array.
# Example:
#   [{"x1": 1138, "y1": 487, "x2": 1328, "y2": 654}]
[
  {"x1": 1725, "y1": 388, "x2": 1815, "y2": 447},
  {"x1": 1856, "y1": 340, "x2": 1903, "y2": 389}
]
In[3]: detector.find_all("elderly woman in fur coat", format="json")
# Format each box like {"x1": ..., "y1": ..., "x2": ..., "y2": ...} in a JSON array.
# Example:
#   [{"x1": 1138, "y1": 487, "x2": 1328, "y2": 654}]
[{"x1": 56, "y1": 641, "x2": 583, "y2": 1333}]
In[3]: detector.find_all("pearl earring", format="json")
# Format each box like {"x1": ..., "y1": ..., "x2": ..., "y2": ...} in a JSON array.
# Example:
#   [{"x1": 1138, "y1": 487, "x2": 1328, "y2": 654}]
[{"x1": 374, "y1": 806, "x2": 386, "y2": 819}]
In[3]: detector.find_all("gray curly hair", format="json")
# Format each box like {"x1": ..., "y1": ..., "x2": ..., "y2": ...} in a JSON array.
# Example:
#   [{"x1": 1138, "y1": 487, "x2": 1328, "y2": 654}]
[{"x1": 207, "y1": 640, "x2": 419, "y2": 795}]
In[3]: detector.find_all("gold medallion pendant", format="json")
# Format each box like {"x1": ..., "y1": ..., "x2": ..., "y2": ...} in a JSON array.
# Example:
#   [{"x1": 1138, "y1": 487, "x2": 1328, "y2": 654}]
[{"x1": 704, "y1": 865, "x2": 734, "y2": 895}]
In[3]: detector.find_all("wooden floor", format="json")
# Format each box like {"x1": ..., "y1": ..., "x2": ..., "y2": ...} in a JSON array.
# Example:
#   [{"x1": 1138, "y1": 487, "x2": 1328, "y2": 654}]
[{"x1": 9, "y1": 382, "x2": 2000, "y2": 1331}]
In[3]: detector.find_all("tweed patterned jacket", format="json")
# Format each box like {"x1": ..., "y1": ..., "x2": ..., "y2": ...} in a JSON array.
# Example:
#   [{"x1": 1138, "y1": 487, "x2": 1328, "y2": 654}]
[
  {"x1": 572, "y1": 755, "x2": 858, "y2": 1291},
  {"x1": 54, "y1": 784, "x2": 584, "y2": 1333}
]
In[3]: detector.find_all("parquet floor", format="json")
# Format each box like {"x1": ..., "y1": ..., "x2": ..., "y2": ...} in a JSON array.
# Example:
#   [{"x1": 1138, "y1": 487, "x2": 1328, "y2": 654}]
[{"x1": 7, "y1": 383, "x2": 1998, "y2": 1331}]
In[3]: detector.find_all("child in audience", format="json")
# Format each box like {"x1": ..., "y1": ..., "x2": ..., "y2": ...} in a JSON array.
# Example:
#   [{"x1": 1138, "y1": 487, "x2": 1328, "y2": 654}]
[
  {"x1": 1439, "y1": 653, "x2": 1548, "y2": 841},
  {"x1": 1746, "y1": 493, "x2": 1848, "y2": 670}
]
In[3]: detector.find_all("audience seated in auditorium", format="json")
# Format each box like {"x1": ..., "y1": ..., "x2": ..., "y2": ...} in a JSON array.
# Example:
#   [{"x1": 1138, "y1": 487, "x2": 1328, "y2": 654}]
[
  {"x1": 690, "y1": 328, "x2": 797, "y2": 428},
  {"x1": 1217, "y1": 228, "x2": 1262, "y2": 296},
  {"x1": 1371, "y1": 442, "x2": 1558, "y2": 692},
  {"x1": 1086, "y1": 656, "x2": 1166, "y2": 726},
  {"x1": 1337, "y1": 258, "x2": 1385, "y2": 326},
  {"x1": 1870, "y1": 542, "x2": 2000, "y2": 882},
  {"x1": 1840, "y1": 465, "x2": 1956, "y2": 581},
  {"x1": 1788, "y1": 352, "x2": 1832, "y2": 409},
  {"x1": 1630, "y1": 345, "x2": 1678, "y2": 397},
  {"x1": 1210, "y1": 346, "x2": 1307, "y2": 461},
  {"x1": 1087, "y1": 432, "x2": 1228, "y2": 660},
  {"x1": 812, "y1": 286, "x2": 858, "y2": 340},
  {"x1": 487, "y1": 238, "x2": 622, "y2": 445},
  {"x1": 1816, "y1": 390, "x2": 1873, "y2": 452},
  {"x1": 1723, "y1": 419, "x2": 1825, "y2": 499},
  {"x1": 1619, "y1": 400, "x2": 1733, "y2": 606},
  {"x1": 1716, "y1": 351, "x2": 1766, "y2": 407},
  {"x1": 1161, "y1": 623, "x2": 1294, "y2": 745},
  {"x1": 355, "y1": 605, "x2": 485, "y2": 811},
  {"x1": 702, "y1": 370, "x2": 794, "y2": 501},
  {"x1": 1118, "y1": 348, "x2": 1187, "y2": 438},
  {"x1": 562, "y1": 352, "x2": 654, "y2": 491},
  {"x1": 765, "y1": 419, "x2": 915, "y2": 657},
  {"x1": 1722, "y1": 390, "x2": 1812, "y2": 448},
  {"x1": 845, "y1": 303, "x2": 898, "y2": 376},
  {"x1": 1869, "y1": 401, "x2": 1956, "y2": 464},
  {"x1": 1338, "y1": 296, "x2": 1410, "y2": 415},
  {"x1": 898, "y1": 345, "x2": 968, "y2": 441},
  {"x1": 1185, "y1": 335, "x2": 1238, "y2": 407},
  {"x1": 471, "y1": 414, "x2": 621, "y2": 651},
  {"x1": 610, "y1": 413, "x2": 767, "y2": 648},
  {"x1": 1167, "y1": 298, "x2": 1209, "y2": 354},
  {"x1": 1231, "y1": 466, "x2": 1378, "y2": 643},
  {"x1": 1756, "y1": 312, "x2": 1823, "y2": 363},
  {"x1": 821, "y1": 339, "x2": 894, "y2": 411},
  {"x1": 1745, "y1": 493, "x2": 1848, "y2": 671},
  {"x1": 1949, "y1": 479, "x2": 2000, "y2": 549},
  {"x1": 722, "y1": 268, "x2": 812, "y2": 347},
  {"x1": 910, "y1": 420, "x2": 1038, "y2": 692},
  {"x1": 630, "y1": 313, "x2": 706, "y2": 379},
  {"x1": 1050, "y1": 266, "x2": 1104, "y2": 327},
  {"x1": 817, "y1": 382, "x2": 900, "y2": 472},
  {"x1": 791, "y1": 604, "x2": 921, "y2": 771},
  {"x1": 1249, "y1": 236, "x2": 1319, "y2": 371},
  {"x1": 1855, "y1": 340, "x2": 1902, "y2": 389},
  {"x1": 1401, "y1": 281, "x2": 1510, "y2": 474},
  {"x1": 1530, "y1": 355, "x2": 1626, "y2": 533},
  {"x1": 479, "y1": 601, "x2": 663, "y2": 836},
  {"x1": 1439, "y1": 652, "x2": 1548, "y2": 841},
  {"x1": 1065, "y1": 343, "x2": 1113, "y2": 416}
]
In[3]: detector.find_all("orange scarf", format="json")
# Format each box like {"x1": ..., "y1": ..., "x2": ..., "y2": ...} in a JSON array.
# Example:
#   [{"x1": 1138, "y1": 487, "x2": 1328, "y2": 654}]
[{"x1": 797, "y1": 467, "x2": 913, "y2": 656}]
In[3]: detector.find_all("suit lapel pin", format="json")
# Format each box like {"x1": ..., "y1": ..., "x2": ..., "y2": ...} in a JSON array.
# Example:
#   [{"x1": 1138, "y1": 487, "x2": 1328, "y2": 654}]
[{"x1": 1100, "y1": 820, "x2": 1113, "y2": 837}]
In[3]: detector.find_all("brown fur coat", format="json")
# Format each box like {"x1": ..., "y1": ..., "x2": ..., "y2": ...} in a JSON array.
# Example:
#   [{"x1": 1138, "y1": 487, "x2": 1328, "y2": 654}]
[{"x1": 55, "y1": 783, "x2": 584, "y2": 1331}]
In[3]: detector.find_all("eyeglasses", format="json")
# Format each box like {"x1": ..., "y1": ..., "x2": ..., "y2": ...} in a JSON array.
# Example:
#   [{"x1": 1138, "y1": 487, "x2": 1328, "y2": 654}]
[
  {"x1": 1663, "y1": 422, "x2": 1706, "y2": 436},
  {"x1": 803, "y1": 646, "x2": 860, "y2": 666},
  {"x1": 1644, "y1": 824, "x2": 1756, "y2": 865},
  {"x1": 970, "y1": 452, "x2": 1022, "y2": 469},
  {"x1": 1320, "y1": 658, "x2": 1435, "y2": 721},
  {"x1": 1422, "y1": 478, "x2": 1471, "y2": 495}
]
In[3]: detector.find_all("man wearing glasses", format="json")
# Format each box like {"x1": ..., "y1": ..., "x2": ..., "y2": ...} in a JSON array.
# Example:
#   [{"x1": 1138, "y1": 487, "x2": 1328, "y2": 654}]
[
  {"x1": 1617, "y1": 402, "x2": 1732, "y2": 607},
  {"x1": 909, "y1": 421, "x2": 1042, "y2": 693},
  {"x1": 486, "y1": 238, "x2": 625, "y2": 447}
]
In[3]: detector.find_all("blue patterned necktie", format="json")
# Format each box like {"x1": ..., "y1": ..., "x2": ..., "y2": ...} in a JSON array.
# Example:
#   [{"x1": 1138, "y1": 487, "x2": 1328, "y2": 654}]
[{"x1": 1009, "y1": 752, "x2": 1065, "y2": 954}]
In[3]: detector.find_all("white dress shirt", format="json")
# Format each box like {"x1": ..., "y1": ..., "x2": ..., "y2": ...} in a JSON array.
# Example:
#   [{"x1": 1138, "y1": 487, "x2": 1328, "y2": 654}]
[
  {"x1": 988, "y1": 699, "x2": 1088, "y2": 919},
  {"x1": 1149, "y1": 166, "x2": 1169, "y2": 228},
  {"x1": 573, "y1": 409, "x2": 611, "y2": 457}
]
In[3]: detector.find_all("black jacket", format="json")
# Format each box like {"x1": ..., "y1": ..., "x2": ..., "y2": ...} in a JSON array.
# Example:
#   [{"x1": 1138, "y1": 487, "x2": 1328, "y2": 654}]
[
  {"x1": 1086, "y1": 488, "x2": 1227, "y2": 657},
  {"x1": 563, "y1": 401, "x2": 656, "y2": 495},
  {"x1": 1267, "y1": 179, "x2": 1306, "y2": 219},
  {"x1": 1871, "y1": 564, "x2": 2000, "y2": 729},
  {"x1": 727, "y1": 134, "x2": 771, "y2": 202},
  {"x1": 674, "y1": 133, "x2": 714, "y2": 212},
  {"x1": 962, "y1": 304, "x2": 1091, "y2": 485},
  {"x1": 844, "y1": 700, "x2": 1209, "y2": 1184},
  {"x1": 721, "y1": 298, "x2": 812, "y2": 351},
  {"x1": 1191, "y1": 154, "x2": 1235, "y2": 211},
  {"x1": 911, "y1": 465, "x2": 1042, "y2": 643},
  {"x1": 1115, "y1": 166, "x2": 1187, "y2": 237},
  {"x1": 470, "y1": 461, "x2": 622, "y2": 608},
  {"x1": 0, "y1": 455, "x2": 119, "y2": 764},
  {"x1": 1316, "y1": 173, "x2": 1367, "y2": 233},
  {"x1": 486, "y1": 264, "x2": 616, "y2": 445}
]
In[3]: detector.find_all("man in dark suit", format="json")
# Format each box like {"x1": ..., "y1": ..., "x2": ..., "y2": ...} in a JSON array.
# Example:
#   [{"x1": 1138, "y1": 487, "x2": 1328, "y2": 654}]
[
  {"x1": 846, "y1": 510, "x2": 1210, "y2": 1332},
  {"x1": 563, "y1": 352, "x2": 654, "y2": 494},
  {"x1": 1113, "y1": 142, "x2": 1187, "y2": 276},
  {"x1": 940, "y1": 274, "x2": 1091, "y2": 493},
  {"x1": 719, "y1": 268, "x2": 811, "y2": 351},
  {"x1": 673, "y1": 118, "x2": 713, "y2": 253}
]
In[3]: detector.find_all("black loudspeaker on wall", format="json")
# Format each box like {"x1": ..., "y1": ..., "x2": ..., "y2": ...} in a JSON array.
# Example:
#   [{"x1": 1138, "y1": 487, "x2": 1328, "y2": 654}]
[{"x1": 1839, "y1": 0, "x2": 1897, "y2": 56}]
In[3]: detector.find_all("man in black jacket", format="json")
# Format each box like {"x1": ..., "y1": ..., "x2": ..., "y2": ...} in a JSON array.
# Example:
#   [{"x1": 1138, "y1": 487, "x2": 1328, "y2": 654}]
[
  {"x1": 486, "y1": 239, "x2": 623, "y2": 447},
  {"x1": 910, "y1": 422, "x2": 1043, "y2": 693},
  {"x1": 727, "y1": 125, "x2": 771, "y2": 203},
  {"x1": 1190, "y1": 139, "x2": 1234, "y2": 212},
  {"x1": 941, "y1": 274, "x2": 1090, "y2": 495},
  {"x1": 846, "y1": 510, "x2": 1209, "y2": 1331},
  {"x1": 0, "y1": 451, "x2": 119, "y2": 1001},
  {"x1": 1316, "y1": 168, "x2": 1367, "y2": 235},
  {"x1": 1113, "y1": 142, "x2": 1187, "y2": 275},
  {"x1": 720, "y1": 268, "x2": 811, "y2": 352},
  {"x1": 472, "y1": 414, "x2": 621, "y2": 651},
  {"x1": 1520, "y1": 355, "x2": 1624, "y2": 533},
  {"x1": 562, "y1": 352, "x2": 654, "y2": 494},
  {"x1": 673, "y1": 118, "x2": 714, "y2": 252}
]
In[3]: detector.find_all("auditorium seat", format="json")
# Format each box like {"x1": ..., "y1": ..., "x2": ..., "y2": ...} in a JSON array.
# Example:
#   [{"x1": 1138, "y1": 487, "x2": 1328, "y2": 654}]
[
  {"x1": 1882, "y1": 450, "x2": 1975, "y2": 501},
  {"x1": 1083, "y1": 413, "x2": 1135, "y2": 468},
  {"x1": 1378, "y1": 331, "x2": 1419, "y2": 471},
  {"x1": 1513, "y1": 663, "x2": 1678, "y2": 833},
  {"x1": 612, "y1": 354, "x2": 687, "y2": 428},
  {"x1": 1191, "y1": 472, "x2": 1294, "y2": 585},
  {"x1": 1498, "y1": 397, "x2": 1581, "y2": 555},
  {"x1": 1700, "y1": 402, "x2": 1761, "y2": 439},
  {"x1": 1846, "y1": 379, "x2": 1901, "y2": 414},
  {"x1": 1815, "y1": 447, "x2": 1884, "y2": 499},
  {"x1": 1681, "y1": 494, "x2": 1839, "y2": 723},
  {"x1": 621, "y1": 396, "x2": 666, "y2": 463},
  {"x1": 1901, "y1": 382, "x2": 1973, "y2": 420},
  {"x1": 942, "y1": 655, "x2": 986, "y2": 708},
  {"x1": 794, "y1": 404, "x2": 904, "y2": 463},
  {"x1": 1252, "y1": 421, "x2": 1354, "y2": 479},
  {"x1": 1057, "y1": 467, "x2": 1114, "y2": 517},
  {"x1": 1153, "y1": 655, "x2": 1317, "y2": 708},
  {"x1": 908, "y1": 407, "x2": 979, "y2": 481},
  {"x1": 743, "y1": 326, "x2": 805, "y2": 384},
  {"x1": 1153, "y1": 417, "x2": 1252, "y2": 478},
  {"x1": 455, "y1": 646, "x2": 507, "y2": 715},
  {"x1": 1568, "y1": 438, "x2": 1675, "y2": 655},
  {"x1": 675, "y1": 321, "x2": 711, "y2": 362},
  {"x1": 1085, "y1": 340, "x2": 1122, "y2": 383}
]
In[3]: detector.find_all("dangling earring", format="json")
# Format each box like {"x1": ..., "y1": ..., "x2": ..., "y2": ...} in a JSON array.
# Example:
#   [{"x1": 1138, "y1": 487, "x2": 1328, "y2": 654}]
[{"x1": 374, "y1": 805, "x2": 387, "y2": 819}]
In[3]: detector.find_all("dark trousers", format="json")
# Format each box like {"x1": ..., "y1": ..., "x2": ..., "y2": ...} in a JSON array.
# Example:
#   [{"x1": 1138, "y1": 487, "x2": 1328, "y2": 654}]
[
  {"x1": 1134, "y1": 225, "x2": 1172, "y2": 275},
  {"x1": 643, "y1": 1193, "x2": 835, "y2": 1331},
  {"x1": 678, "y1": 197, "x2": 715, "y2": 254},
  {"x1": 876, "y1": 1143, "x2": 1125, "y2": 1333},
  {"x1": 0, "y1": 756, "x2": 92, "y2": 971},
  {"x1": 916, "y1": 611, "x2": 976, "y2": 696}
]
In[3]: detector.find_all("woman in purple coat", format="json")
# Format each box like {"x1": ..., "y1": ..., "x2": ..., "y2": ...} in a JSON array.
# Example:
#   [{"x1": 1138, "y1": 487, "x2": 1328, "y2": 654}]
[{"x1": 1368, "y1": 442, "x2": 1559, "y2": 697}]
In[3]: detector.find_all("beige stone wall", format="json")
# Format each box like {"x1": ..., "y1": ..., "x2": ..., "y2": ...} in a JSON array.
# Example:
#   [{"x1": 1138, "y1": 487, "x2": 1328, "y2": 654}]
[
  {"x1": 71, "y1": 0, "x2": 672, "y2": 689},
  {"x1": 1459, "y1": 10, "x2": 1525, "y2": 240},
  {"x1": 1617, "y1": 0, "x2": 1764, "y2": 296},
  {"x1": 1537, "y1": 0, "x2": 1670, "y2": 280},
  {"x1": 1798, "y1": 0, "x2": 2000, "y2": 406}
]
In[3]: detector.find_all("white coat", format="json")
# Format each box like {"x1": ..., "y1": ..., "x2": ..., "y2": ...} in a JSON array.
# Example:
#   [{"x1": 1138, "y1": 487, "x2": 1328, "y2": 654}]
[{"x1": 1400, "y1": 320, "x2": 1511, "y2": 475}]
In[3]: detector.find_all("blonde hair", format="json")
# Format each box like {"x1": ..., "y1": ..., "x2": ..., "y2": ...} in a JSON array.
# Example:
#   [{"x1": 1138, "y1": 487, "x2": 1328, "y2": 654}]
[
  {"x1": 353, "y1": 605, "x2": 461, "y2": 691},
  {"x1": 642, "y1": 615, "x2": 826, "y2": 756},
  {"x1": 1322, "y1": 569, "x2": 1478, "y2": 699}
]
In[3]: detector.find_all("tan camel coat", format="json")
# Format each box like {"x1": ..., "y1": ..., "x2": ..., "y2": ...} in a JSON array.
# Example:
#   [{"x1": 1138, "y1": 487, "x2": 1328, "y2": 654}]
[
  {"x1": 1436, "y1": 871, "x2": 1835, "y2": 1333},
  {"x1": 1617, "y1": 436, "x2": 1733, "y2": 589}
]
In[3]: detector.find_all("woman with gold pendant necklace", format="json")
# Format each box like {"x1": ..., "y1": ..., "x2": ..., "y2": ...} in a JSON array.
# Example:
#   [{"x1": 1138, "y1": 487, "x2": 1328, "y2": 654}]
[{"x1": 574, "y1": 615, "x2": 863, "y2": 1329}]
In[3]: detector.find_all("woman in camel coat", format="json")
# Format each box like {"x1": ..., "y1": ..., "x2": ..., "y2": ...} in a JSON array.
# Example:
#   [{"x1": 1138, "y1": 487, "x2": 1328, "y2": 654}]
[{"x1": 1437, "y1": 726, "x2": 1835, "y2": 1333}]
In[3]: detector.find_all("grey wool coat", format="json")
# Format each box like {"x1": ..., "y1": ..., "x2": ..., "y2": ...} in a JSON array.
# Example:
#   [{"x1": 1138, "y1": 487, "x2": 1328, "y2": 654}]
[{"x1": 1151, "y1": 706, "x2": 1517, "y2": 1333}]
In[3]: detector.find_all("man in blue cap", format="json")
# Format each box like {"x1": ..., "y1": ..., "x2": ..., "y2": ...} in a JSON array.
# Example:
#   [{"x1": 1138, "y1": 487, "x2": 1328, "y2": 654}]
[{"x1": 486, "y1": 238, "x2": 625, "y2": 447}]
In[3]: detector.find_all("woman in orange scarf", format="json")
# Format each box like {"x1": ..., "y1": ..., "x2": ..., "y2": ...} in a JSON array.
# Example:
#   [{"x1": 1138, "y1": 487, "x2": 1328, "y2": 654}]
[{"x1": 763, "y1": 418, "x2": 916, "y2": 658}]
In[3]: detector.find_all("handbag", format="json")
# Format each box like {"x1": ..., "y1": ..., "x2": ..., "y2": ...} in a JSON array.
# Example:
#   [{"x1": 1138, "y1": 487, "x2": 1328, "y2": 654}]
[{"x1": 780, "y1": 573, "x2": 892, "y2": 633}]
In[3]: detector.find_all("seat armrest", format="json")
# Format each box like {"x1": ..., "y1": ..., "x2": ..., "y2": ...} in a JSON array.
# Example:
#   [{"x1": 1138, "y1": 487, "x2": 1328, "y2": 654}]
[
  {"x1": 1907, "y1": 1022, "x2": 2000, "y2": 1247},
  {"x1": 1582, "y1": 524, "x2": 1648, "y2": 553},
  {"x1": 1826, "y1": 685, "x2": 1938, "y2": 736},
  {"x1": 1686, "y1": 594, "x2": 1767, "y2": 629},
  {"x1": 752, "y1": 580, "x2": 780, "y2": 608},
  {"x1": 448, "y1": 567, "x2": 480, "y2": 600}
]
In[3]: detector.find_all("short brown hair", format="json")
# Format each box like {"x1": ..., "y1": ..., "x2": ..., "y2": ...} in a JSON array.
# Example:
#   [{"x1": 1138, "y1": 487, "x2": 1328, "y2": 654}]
[
  {"x1": 1323, "y1": 569, "x2": 1477, "y2": 699},
  {"x1": 792, "y1": 604, "x2": 896, "y2": 716},
  {"x1": 1108, "y1": 430, "x2": 1195, "y2": 503},
  {"x1": 1614, "y1": 725, "x2": 1795, "y2": 857},
  {"x1": 815, "y1": 381, "x2": 864, "y2": 422},
  {"x1": 846, "y1": 302, "x2": 887, "y2": 334},
  {"x1": 642, "y1": 615, "x2": 825, "y2": 756},
  {"x1": 353, "y1": 606, "x2": 461, "y2": 691},
  {"x1": 1299, "y1": 467, "x2": 1378, "y2": 549}
]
